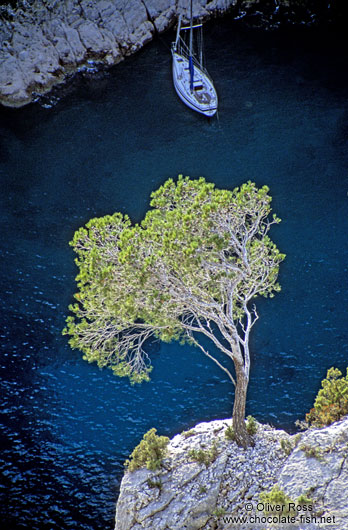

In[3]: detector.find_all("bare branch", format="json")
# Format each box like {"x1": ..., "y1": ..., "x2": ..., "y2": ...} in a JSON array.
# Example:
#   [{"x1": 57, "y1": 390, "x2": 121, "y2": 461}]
[{"x1": 187, "y1": 332, "x2": 236, "y2": 386}]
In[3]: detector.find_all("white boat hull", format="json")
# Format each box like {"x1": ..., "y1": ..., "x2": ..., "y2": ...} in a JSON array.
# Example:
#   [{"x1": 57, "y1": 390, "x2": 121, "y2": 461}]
[{"x1": 172, "y1": 51, "x2": 218, "y2": 117}]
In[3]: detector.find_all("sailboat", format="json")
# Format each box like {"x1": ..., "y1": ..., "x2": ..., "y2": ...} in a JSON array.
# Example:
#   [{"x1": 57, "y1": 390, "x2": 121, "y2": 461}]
[{"x1": 171, "y1": 1, "x2": 218, "y2": 117}]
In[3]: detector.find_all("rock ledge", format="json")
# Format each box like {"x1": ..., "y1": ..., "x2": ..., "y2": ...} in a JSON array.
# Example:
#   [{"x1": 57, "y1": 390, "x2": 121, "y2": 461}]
[{"x1": 115, "y1": 417, "x2": 348, "y2": 529}]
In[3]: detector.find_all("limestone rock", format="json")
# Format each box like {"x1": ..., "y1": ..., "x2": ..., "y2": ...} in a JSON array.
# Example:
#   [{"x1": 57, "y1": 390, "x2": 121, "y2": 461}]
[
  {"x1": 115, "y1": 419, "x2": 290, "y2": 530},
  {"x1": 97, "y1": 0, "x2": 118, "y2": 23},
  {"x1": 0, "y1": 55, "x2": 28, "y2": 106},
  {"x1": 115, "y1": 417, "x2": 348, "y2": 530},
  {"x1": 1, "y1": 0, "x2": 325, "y2": 107},
  {"x1": 0, "y1": 0, "x2": 237, "y2": 108},
  {"x1": 278, "y1": 418, "x2": 348, "y2": 529},
  {"x1": 62, "y1": 25, "x2": 87, "y2": 64},
  {"x1": 76, "y1": 20, "x2": 107, "y2": 53},
  {"x1": 143, "y1": 0, "x2": 177, "y2": 33}
]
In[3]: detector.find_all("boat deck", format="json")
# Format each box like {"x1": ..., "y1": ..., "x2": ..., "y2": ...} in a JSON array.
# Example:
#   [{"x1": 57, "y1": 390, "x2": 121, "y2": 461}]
[{"x1": 172, "y1": 52, "x2": 217, "y2": 117}]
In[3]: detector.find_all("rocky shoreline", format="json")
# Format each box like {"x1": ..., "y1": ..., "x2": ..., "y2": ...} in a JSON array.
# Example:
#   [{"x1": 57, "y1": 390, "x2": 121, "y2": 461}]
[
  {"x1": 0, "y1": 0, "x2": 237, "y2": 108},
  {"x1": 0, "y1": 0, "x2": 343, "y2": 109},
  {"x1": 115, "y1": 417, "x2": 348, "y2": 529}
]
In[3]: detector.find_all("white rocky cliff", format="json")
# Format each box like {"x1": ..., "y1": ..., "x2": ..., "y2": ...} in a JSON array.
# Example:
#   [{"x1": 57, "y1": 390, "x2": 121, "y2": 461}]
[
  {"x1": 0, "y1": 0, "x2": 236, "y2": 108},
  {"x1": 115, "y1": 417, "x2": 348, "y2": 529}
]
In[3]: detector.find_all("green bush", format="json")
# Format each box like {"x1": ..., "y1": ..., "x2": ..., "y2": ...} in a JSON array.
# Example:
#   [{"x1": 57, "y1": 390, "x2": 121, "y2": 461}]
[
  {"x1": 299, "y1": 444, "x2": 324, "y2": 461},
  {"x1": 259, "y1": 486, "x2": 294, "y2": 515},
  {"x1": 260, "y1": 486, "x2": 315, "y2": 515},
  {"x1": 225, "y1": 425, "x2": 236, "y2": 441},
  {"x1": 225, "y1": 417, "x2": 257, "y2": 441},
  {"x1": 306, "y1": 367, "x2": 348, "y2": 427},
  {"x1": 182, "y1": 429, "x2": 197, "y2": 439},
  {"x1": 297, "y1": 493, "x2": 313, "y2": 506},
  {"x1": 280, "y1": 434, "x2": 302, "y2": 456},
  {"x1": 124, "y1": 428, "x2": 169, "y2": 472},
  {"x1": 188, "y1": 441, "x2": 218, "y2": 467},
  {"x1": 280, "y1": 438, "x2": 293, "y2": 456},
  {"x1": 246, "y1": 415, "x2": 258, "y2": 435}
]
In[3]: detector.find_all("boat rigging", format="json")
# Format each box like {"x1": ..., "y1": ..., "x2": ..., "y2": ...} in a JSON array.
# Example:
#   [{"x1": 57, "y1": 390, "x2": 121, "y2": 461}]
[{"x1": 171, "y1": 0, "x2": 218, "y2": 117}]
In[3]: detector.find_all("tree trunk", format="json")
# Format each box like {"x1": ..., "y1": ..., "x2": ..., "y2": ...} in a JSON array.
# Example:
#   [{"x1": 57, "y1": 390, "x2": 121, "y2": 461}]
[{"x1": 232, "y1": 361, "x2": 251, "y2": 448}]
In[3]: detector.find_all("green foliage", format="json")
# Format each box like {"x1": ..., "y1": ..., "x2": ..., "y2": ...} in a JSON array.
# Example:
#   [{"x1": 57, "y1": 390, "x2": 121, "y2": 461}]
[
  {"x1": 124, "y1": 428, "x2": 169, "y2": 472},
  {"x1": 299, "y1": 443, "x2": 324, "y2": 461},
  {"x1": 260, "y1": 486, "x2": 315, "y2": 515},
  {"x1": 246, "y1": 415, "x2": 258, "y2": 435},
  {"x1": 259, "y1": 486, "x2": 294, "y2": 515},
  {"x1": 188, "y1": 441, "x2": 219, "y2": 467},
  {"x1": 280, "y1": 433, "x2": 302, "y2": 456},
  {"x1": 182, "y1": 429, "x2": 197, "y2": 439},
  {"x1": 225, "y1": 425, "x2": 237, "y2": 441},
  {"x1": 306, "y1": 367, "x2": 348, "y2": 427},
  {"x1": 63, "y1": 176, "x2": 284, "y2": 385},
  {"x1": 297, "y1": 493, "x2": 313, "y2": 506},
  {"x1": 199, "y1": 485, "x2": 207, "y2": 494},
  {"x1": 280, "y1": 438, "x2": 292, "y2": 456}
]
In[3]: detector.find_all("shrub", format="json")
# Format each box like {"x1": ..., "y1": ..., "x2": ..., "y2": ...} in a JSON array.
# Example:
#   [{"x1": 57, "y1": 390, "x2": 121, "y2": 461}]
[
  {"x1": 225, "y1": 417, "x2": 257, "y2": 441},
  {"x1": 280, "y1": 438, "x2": 293, "y2": 456},
  {"x1": 124, "y1": 428, "x2": 169, "y2": 472},
  {"x1": 188, "y1": 441, "x2": 218, "y2": 467},
  {"x1": 225, "y1": 425, "x2": 237, "y2": 441},
  {"x1": 259, "y1": 486, "x2": 294, "y2": 515},
  {"x1": 294, "y1": 433, "x2": 302, "y2": 445},
  {"x1": 182, "y1": 429, "x2": 197, "y2": 439},
  {"x1": 306, "y1": 367, "x2": 348, "y2": 427},
  {"x1": 297, "y1": 493, "x2": 313, "y2": 506},
  {"x1": 260, "y1": 486, "x2": 315, "y2": 515},
  {"x1": 246, "y1": 415, "x2": 258, "y2": 435},
  {"x1": 280, "y1": 434, "x2": 302, "y2": 456},
  {"x1": 299, "y1": 443, "x2": 324, "y2": 461}
]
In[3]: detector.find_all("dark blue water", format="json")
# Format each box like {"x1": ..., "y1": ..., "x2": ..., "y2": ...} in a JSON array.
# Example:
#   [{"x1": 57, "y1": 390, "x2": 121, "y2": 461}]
[{"x1": 0, "y1": 19, "x2": 347, "y2": 530}]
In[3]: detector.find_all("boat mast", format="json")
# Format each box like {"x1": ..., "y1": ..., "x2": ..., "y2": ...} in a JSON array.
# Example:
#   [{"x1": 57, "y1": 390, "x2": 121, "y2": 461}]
[
  {"x1": 175, "y1": 15, "x2": 181, "y2": 50},
  {"x1": 200, "y1": 24, "x2": 203, "y2": 66},
  {"x1": 189, "y1": 0, "x2": 194, "y2": 91},
  {"x1": 189, "y1": 0, "x2": 193, "y2": 56}
]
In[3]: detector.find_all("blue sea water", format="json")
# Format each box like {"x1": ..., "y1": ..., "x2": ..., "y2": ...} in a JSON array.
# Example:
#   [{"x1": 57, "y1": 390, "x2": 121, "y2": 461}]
[{"x1": 0, "y1": 18, "x2": 347, "y2": 530}]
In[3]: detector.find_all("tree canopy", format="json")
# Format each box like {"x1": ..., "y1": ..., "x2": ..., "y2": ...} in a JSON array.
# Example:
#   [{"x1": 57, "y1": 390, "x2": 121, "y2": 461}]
[
  {"x1": 306, "y1": 367, "x2": 348, "y2": 427},
  {"x1": 64, "y1": 176, "x2": 285, "y2": 446}
]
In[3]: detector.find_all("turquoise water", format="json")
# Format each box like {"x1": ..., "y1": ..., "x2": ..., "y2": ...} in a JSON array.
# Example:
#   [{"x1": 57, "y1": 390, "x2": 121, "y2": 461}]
[{"x1": 0, "y1": 19, "x2": 347, "y2": 530}]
